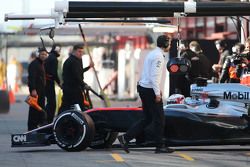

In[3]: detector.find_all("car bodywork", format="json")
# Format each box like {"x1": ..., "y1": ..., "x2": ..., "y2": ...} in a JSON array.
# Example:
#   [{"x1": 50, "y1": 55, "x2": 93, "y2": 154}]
[{"x1": 11, "y1": 82, "x2": 250, "y2": 151}]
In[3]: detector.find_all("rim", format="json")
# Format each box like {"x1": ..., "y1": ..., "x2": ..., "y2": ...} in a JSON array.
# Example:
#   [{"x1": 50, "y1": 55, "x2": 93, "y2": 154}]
[{"x1": 54, "y1": 115, "x2": 84, "y2": 146}]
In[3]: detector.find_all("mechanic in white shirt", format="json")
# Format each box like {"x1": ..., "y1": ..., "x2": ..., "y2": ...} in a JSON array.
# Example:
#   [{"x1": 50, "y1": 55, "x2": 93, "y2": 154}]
[{"x1": 118, "y1": 35, "x2": 174, "y2": 154}]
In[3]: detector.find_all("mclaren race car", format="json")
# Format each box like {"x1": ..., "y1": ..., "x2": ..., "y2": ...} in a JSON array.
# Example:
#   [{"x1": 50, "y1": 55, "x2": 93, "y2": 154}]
[{"x1": 11, "y1": 80, "x2": 250, "y2": 152}]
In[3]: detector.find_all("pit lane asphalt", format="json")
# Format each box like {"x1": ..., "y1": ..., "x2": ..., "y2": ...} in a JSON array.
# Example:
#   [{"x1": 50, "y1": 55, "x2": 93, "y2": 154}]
[{"x1": 1, "y1": 93, "x2": 250, "y2": 167}]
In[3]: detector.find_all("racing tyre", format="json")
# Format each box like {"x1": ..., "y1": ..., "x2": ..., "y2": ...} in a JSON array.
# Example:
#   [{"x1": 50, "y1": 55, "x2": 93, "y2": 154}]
[
  {"x1": 90, "y1": 132, "x2": 118, "y2": 149},
  {"x1": 0, "y1": 90, "x2": 10, "y2": 113},
  {"x1": 53, "y1": 110, "x2": 95, "y2": 151}
]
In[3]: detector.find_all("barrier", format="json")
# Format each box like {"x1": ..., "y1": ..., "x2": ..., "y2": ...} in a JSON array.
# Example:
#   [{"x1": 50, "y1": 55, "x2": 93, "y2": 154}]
[{"x1": 0, "y1": 90, "x2": 10, "y2": 113}]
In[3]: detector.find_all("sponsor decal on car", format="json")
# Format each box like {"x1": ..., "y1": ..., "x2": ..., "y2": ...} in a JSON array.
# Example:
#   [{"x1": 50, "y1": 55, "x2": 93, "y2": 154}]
[
  {"x1": 224, "y1": 91, "x2": 250, "y2": 100},
  {"x1": 12, "y1": 134, "x2": 27, "y2": 143},
  {"x1": 71, "y1": 113, "x2": 85, "y2": 125},
  {"x1": 191, "y1": 87, "x2": 204, "y2": 92}
]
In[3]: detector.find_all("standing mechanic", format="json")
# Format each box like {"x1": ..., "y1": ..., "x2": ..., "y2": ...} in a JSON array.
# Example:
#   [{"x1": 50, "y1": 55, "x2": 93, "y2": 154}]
[
  {"x1": 212, "y1": 40, "x2": 230, "y2": 83},
  {"x1": 44, "y1": 44, "x2": 61, "y2": 124},
  {"x1": 118, "y1": 35, "x2": 174, "y2": 154},
  {"x1": 188, "y1": 41, "x2": 212, "y2": 82},
  {"x1": 174, "y1": 40, "x2": 196, "y2": 97},
  {"x1": 220, "y1": 42, "x2": 248, "y2": 83},
  {"x1": 58, "y1": 44, "x2": 94, "y2": 114},
  {"x1": 27, "y1": 48, "x2": 48, "y2": 131}
]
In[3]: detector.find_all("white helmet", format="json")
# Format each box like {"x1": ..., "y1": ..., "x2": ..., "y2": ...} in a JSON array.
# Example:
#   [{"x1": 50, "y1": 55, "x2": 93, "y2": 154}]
[{"x1": 166, "y1": 94, "x2": 185, "y2": 104}]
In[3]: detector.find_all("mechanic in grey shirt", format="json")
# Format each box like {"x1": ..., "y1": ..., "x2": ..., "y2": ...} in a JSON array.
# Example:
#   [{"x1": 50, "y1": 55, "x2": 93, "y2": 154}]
[{"x1": 118, "y1": 35, "x2": 174, "y2": 153}]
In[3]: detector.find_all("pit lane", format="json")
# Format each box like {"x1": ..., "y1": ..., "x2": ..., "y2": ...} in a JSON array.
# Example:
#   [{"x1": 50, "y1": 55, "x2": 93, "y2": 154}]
[{"x1": 0, "y1": 94, "x2": 250, "y2": 167}]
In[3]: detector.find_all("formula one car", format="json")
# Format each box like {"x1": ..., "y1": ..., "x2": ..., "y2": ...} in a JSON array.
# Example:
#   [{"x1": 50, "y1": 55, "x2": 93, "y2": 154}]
[{"x1": 11, "y1": 79, "x2": 250, "y2": 151}]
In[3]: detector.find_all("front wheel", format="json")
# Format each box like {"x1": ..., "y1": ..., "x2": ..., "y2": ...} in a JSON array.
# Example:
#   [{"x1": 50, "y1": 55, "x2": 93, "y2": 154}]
[{"x1": 53, "y1": 110, "x2": 95, "y2": 151}]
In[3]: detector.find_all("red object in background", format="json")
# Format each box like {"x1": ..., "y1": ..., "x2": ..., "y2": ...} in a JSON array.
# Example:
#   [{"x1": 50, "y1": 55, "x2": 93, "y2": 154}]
[
  {"x1": 241, "y1": 74, "x2": 250, "y2": 86},
  {"x1": 1, "y1": 83, "x2": 7, "y2": 90},
  {"x1": 9, "y1": 89, "x2": 15, "y2": 104},
  {"x1": 14, "y1": 83, "x2": 19, "y2": 93},
  {"x1": 169, "y1": 64, "x2": 179, "y2": 73}
]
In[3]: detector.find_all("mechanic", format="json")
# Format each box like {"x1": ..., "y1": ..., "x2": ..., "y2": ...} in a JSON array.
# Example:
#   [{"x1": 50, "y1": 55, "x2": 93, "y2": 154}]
[
  {"x1": 238, "y1": 39, "x2": 250, "y2": 84},
  {"x1": 219, "y1": 43, "x2": 246, "y2": 83},
  {"x1": 243, "y1": 37, "x2": 250, "y2": 68},
  {"x1": 58, "y1": 44, "x2": 94, "y2": 114},
  {"x1": 27, "y1": 47, "x2": 48, "y2": 131},
  {"x1": 174, "y1": 40, "x2": 196, "y2": 97},
  {"x1": 188, "y1": 41, "x2": 212, "y2": 83},
  {"x1": 212, "y1": 40, "x2": 230, "y2": 83},
  {"x1": 44, "y1": 44, "x2": 62, "y2": 124},
  {"x1": 118, "y1": 35, "x2": 174, "y2": 154}
]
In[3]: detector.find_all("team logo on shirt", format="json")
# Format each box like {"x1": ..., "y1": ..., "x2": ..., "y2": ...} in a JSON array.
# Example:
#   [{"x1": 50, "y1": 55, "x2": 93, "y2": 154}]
[{"x1": 156, "y1": 61, "x2": 161, "y2": 67}]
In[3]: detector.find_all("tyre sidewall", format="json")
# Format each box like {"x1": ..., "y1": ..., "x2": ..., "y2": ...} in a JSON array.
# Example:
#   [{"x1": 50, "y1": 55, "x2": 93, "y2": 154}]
[{"x1": 53, "y1": 110, "x2": 94, "y2": 151}]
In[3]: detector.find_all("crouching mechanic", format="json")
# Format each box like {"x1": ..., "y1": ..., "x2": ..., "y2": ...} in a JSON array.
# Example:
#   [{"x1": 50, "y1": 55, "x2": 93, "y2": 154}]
[
  {"x1": 58, "y1": 44, "x2": 94, "y2": 114},
  {"x1": 27, "y1": 48, "x2": 48, "y2": 131},
  {"x1": 118, "y1": 35, "x2": 174, "y2": 154}
]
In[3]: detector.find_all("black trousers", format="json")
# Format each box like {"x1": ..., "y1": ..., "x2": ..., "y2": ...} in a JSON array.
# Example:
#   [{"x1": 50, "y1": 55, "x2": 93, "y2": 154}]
[
  {"x1": 58, "y1": 88, "x2": 85, "y2": 115},
  {"x1": 125, "y1": 85, "x2": 165, "y2": 147},
  {"x1": 45, "y1": 81, "x2": 56, "y2": 124},
  {"x1": 28, "y1": 89, "x2": 46, "y2": 131},
  {"x1": 171, "y1": 74, "x2": 190, "y2": 97}
]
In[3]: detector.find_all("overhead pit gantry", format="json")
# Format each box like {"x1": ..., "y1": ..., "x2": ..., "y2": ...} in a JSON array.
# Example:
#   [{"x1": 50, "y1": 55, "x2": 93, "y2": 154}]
[{"x1": 4, "y1": 0, "x2": 250, "y2": 26}]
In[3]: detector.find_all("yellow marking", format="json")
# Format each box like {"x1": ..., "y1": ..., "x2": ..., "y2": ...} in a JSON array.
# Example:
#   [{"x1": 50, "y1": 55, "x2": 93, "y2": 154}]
[
  {"x1": 176, "y1": 153, "x2": 194, "y2": 161},
  {"x1": 111, "y1": 153, "x2": 125, "y2": 162}
]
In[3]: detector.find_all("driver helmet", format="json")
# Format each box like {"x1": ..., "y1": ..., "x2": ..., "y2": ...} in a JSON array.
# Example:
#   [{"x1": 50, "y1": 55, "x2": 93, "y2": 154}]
[{"x1": 166, "y1": 94, "x2": 185, "y2": 104}]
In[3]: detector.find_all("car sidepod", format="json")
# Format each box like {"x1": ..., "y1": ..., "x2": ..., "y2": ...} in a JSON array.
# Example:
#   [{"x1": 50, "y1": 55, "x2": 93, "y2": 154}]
[{"x1": 164, "y1": 104, "x2": 250, "y2": 146}]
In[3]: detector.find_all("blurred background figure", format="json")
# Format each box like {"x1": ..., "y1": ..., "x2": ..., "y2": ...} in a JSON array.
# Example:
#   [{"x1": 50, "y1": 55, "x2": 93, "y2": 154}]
[
  {"x1": 239, "y1": 38, "x2": 250, "y2": 86},
  {"x1": 19, "y1": 51, "x2": 38, "y2": 87},
  {"x1": 29, "y1": 51, "x2": 37, "y2": 63},
  {"x1": 232, "y1": 43, "x2": 245, "y2": 55},
  {"x1": 7, "y1": 56, "x2": 18, "y2": 93},
  {"x1": 244, "y1": 36, "x2": 250, "y2": 54},
  {"x1": 220, "y1": 42, "x2": 246, "y2": 83},
  {"x1": 180, "y1": 40, "x2": 196, "y2": 60},
  {"x1": 0, "y1": 58, "x2": 6, "y2": 89},
  {"x1": 212, "y1": 40, "x2": 230, "y2": 83}
]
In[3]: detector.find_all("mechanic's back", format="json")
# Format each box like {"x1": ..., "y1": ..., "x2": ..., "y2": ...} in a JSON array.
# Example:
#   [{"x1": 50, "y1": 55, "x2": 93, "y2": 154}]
[
  {"x1": 188, "y1": 41, "x2": 211, "y2": 82},
  {"x1": 62, "y1": 52, "x2": 86, "y2": 92}
]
